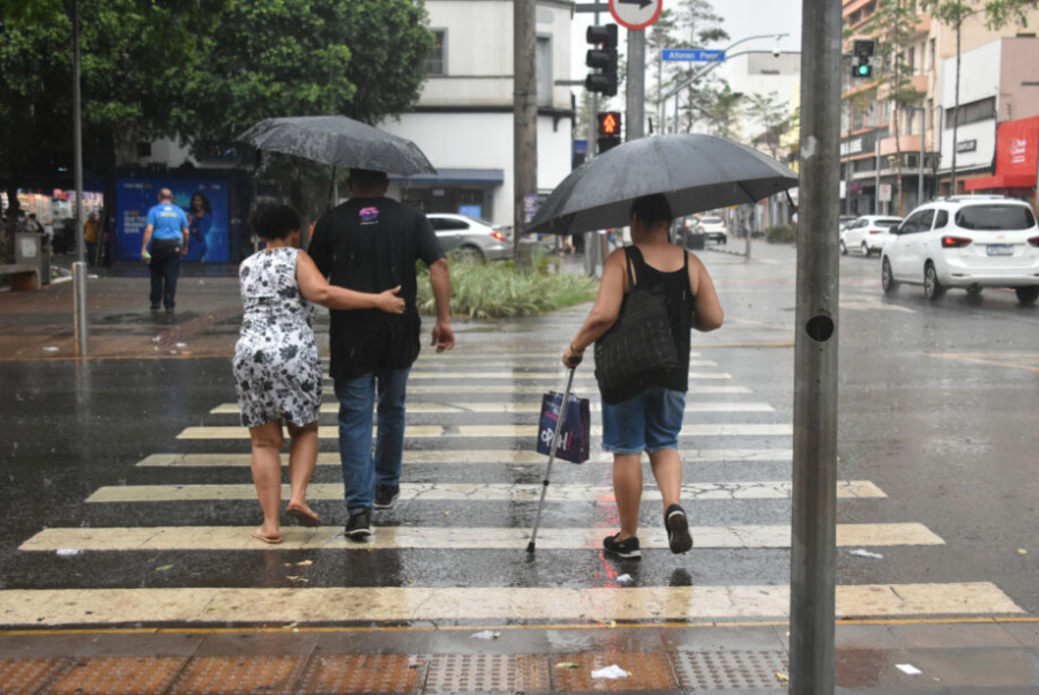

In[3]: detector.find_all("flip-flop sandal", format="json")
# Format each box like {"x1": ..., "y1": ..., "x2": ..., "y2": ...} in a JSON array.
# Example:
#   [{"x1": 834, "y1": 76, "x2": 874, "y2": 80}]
[
  {"x1": 286, "y1": 506, "x2": 321, "y2": 527},
  {"x1": 250, "y1": 529, "x2": 283, "y2": 544}
]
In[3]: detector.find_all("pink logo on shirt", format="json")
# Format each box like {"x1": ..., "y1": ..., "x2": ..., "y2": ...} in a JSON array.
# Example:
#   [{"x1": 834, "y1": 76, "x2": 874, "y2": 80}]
[{"x1": 359, "y1": 207, "x2": 380, "y2": 222}]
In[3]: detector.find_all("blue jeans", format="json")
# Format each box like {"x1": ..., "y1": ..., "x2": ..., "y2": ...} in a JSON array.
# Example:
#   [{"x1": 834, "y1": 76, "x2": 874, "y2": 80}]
[{"x1": 334, "y1": 367, "x2": 410, "y2": 515}]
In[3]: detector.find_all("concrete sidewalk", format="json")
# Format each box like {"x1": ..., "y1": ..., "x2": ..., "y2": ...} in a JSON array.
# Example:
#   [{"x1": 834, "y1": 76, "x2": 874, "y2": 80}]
[{"x1": 1, "y1": 620, "x2": 1037, "y2": 693}]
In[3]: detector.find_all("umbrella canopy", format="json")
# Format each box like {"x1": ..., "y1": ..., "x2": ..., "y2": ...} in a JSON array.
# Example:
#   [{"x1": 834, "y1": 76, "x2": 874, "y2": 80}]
[
  {"x1": 236, "y1": 116, "x2": 436, "y2": 176},
  {"x1": 528, "y1": 134, "x2": 797, "y2": 235}
]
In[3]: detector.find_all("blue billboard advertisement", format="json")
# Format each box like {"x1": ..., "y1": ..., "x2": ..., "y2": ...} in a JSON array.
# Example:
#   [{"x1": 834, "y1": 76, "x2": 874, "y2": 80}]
[{"x1": 116, "y1": 177, "x2": 230, "y2": 262}]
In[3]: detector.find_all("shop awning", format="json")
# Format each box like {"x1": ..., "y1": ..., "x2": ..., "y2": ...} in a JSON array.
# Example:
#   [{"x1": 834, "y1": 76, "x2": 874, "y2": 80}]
[
  {"x1": 392, "y1": 168, "x2": 504, "y2": 185},
  {"x1": 964, "y1": 173, "x2": 1036, "y2": 191}
]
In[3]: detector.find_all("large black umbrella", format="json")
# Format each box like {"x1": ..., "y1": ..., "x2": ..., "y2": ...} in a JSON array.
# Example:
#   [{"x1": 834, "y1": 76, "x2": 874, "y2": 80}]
[{"x1": 528, "y1": 133, "x2": 797, "y2": 235}]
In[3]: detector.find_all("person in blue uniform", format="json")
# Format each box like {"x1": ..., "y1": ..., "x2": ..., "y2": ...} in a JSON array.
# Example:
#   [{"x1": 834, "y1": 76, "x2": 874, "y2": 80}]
[{"x1": 140, "y1": 188, "x2": 189, "y2": 313}]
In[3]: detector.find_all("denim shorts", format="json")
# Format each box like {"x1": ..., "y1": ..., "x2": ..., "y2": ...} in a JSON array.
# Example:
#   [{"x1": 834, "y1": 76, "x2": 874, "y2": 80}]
[{"x1": 601, "y1": 386, "x2": 686, "y2": 455}]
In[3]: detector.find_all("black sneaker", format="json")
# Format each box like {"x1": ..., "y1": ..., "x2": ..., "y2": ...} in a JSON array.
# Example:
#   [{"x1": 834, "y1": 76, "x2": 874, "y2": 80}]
[
  {"x1": 150, "y1": 304, "x2": 161, "y2": 311},
  {"x1": 373, "y1": 484, "x2": 400, "y2": 510},
  {"x1": 665, "y1": 504, "x2": 693, "y2": 554},
  {"x1": 344, "y1": 511, "x2": 372, "y2": 540},
  {"x1": 602, "y1": 533, "x2": 641, "y2": 559}
]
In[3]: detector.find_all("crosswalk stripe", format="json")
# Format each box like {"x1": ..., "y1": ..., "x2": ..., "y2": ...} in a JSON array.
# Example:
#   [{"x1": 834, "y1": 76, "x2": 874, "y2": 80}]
[
  {"x1": 327, "y1": 359, "x2": 719, "y2": 368},
  {"x1": 136, "y1": 449, "x2": 794, "y2": 467},
  {"x1": 84, "y1": 480, "x2": 884, "y2": 503},
  {"x1": 405, "y1": 385, "x2": 754, "y2": 395},
  {"x1": 209, "y1": 402, "x2": 776, "y2": 415},
  {"x1": 0, "y1": 583, "x2": 1021, "y2": 625},
  {"x1": 19, "y1": 523, "x2": 942, "y2": 552},
  {"x1": 176, "y1": 424, "x2": 794, "y2": 440},
  {"x1": 324, "y1": 352, "x2": 704, "y2": 361},
  {"x1": 324, "y1": 372, "x2": 733, "y2": 381}
]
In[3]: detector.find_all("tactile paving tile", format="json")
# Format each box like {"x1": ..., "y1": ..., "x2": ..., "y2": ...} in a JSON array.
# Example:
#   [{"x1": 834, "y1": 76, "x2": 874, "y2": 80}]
[
  {"x1": 425, "y1": 654, "x2": 549, "y2": 694},
  {"x1": 671, "y1": 650, "x2": 790, "y2": 689},
  {"x1": 41, "y1": 656, "x2": 185, "y2": 695},
  {"x1": 550, "y1": 652, "x2": 676, "y2": 692},
  {"x1": 0, "y1": 658, "x2": 68, "y2": 695},
  {"x1": 170, "y1": 655, "x2": 305, "y2": 695},
  {"x1": 296, "y1": 654, "x2": 427, "y2": 694}
]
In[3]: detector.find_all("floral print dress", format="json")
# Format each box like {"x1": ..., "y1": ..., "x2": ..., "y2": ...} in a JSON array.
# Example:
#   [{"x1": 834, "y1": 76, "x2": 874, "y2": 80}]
[{"x1": 233, "y1": 247, "x2": 322, "y2": 428}]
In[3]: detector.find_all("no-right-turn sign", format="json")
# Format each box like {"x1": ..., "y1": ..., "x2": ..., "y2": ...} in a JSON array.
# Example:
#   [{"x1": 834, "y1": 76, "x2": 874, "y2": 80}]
[{"x1": 609, "y1": 0, "x2": 663, "y2": 31}]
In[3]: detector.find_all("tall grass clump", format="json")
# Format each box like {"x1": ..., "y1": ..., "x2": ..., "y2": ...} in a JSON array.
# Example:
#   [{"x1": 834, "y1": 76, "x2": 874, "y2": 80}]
[{"x1": 416, "y1": 251, "x2": 599, "y2": 319}]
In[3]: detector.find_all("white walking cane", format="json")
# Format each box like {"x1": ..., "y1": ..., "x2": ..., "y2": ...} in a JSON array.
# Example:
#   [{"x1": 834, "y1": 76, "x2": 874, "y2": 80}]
[{"x1": 526, "y1": 366, "x2": 577, "y2": 554}]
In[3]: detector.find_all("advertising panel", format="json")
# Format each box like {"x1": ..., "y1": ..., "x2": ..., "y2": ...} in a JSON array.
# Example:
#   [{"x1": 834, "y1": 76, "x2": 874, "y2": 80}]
[
  {"x1": 115, "y1": 177, "x2": 230, "y2": 262},
  {"x1": 995, "y1": 116, "x2": 1039, "y2": 178}
]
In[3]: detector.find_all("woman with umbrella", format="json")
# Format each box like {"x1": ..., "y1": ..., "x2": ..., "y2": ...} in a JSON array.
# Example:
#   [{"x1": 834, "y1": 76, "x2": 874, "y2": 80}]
[{"x1": 562, "y1": 194, "x2": 724, "y2": 558}]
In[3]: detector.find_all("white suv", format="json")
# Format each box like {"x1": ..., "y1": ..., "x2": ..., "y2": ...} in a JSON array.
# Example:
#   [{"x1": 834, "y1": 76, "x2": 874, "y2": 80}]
[{"x1": 880, "y1": 195, "x2": 1039, "y2": 305}]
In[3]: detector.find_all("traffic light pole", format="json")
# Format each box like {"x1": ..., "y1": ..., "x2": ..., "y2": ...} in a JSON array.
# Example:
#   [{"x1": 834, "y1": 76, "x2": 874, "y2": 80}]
[
  {"x1": 513, "y1": 0, "x2": 537, "y2": 267},
  {"x1": 584, "y1": 7, "x2": 602, "y2": 277},
  {"x1": 790, "y1": 0, "x2": 841, "y2": 691}
]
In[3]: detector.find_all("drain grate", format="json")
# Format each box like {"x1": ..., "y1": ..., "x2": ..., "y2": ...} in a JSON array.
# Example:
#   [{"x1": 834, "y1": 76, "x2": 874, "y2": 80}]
[
  {"x1": 0, "y1": 658, "x2": 68, "y2": 695},
  {"x1": 672, "y1": 650, "x2": 789, "y2": 690},
  {"x1": 41, "y1": 657, "x2": 184, "y2": 695},
  {"x1": 296, "y1": 654, "x2": 426, "y2": 694},
  {"x1": 169, "y1": 655, "x2": 305, "y2": 695},
  {"x1": 551, "y1": 652, "x2": 676, "y2": 691},
  {"x1": 425, "y1": 654, "x2": 549, "y2": 694}
]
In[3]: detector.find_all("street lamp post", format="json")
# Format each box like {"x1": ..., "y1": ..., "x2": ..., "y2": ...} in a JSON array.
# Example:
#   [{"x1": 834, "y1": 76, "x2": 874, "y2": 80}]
[{"x1": 904, "y1": 104, "x2": 927, "y2": 208}]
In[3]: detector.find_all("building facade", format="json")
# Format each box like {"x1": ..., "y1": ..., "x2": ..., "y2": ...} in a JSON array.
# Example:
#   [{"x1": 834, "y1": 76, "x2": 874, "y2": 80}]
[{"x1": 380, "y1": 0, "x2": 575, "y2": 228}]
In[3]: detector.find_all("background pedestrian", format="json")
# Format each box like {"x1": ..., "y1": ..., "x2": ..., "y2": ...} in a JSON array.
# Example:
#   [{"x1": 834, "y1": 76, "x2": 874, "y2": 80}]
[{"x1": 140, "y1": 188, "x2": 189, "y2": 313}]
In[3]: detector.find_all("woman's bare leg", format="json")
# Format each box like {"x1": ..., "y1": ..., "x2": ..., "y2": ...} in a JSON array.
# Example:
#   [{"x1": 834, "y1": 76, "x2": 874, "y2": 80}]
[
  {"x1": 648, "y1": 448, "x2": 682, "y2": 511},
  {"x1": 249, "y1": 420, "x2": 284, "y2": 539},
  {"x1": 612, "y1": 453, "x2": 643, "y2": 540},
  {"x1": 286, "y1": 421, "x2": 319, "y2": 518}
]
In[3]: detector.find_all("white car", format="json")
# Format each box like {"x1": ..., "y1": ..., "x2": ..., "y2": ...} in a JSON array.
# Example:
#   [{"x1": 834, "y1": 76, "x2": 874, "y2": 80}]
[
  {"x1": 880, "y1": 195, "x2": 1039, "y2": 304},
  {"x1": 427, "y1": 214, "x2": 512, "y2": 262},
  {"x1": 698, "y1": 216, "x2": 728, "y2": 244},
  {"x1": 841, "y1": 215, "x2": 902, "y2": 257}
]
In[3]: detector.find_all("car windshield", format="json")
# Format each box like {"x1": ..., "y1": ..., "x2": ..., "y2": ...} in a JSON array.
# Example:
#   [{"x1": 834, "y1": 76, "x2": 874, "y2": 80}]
[
  {"x1": 955, "y1": 205, "x2": 1036, "y2": 231},
  {"x1": 459, "y1": 214, "x2": 495, "y2": 227},
  {"x1": 875, "y1": 218, "x2": 902, "y2": 226},
  {"x1": 701, "y1": 217, "x2": 722, "y2": 224}
]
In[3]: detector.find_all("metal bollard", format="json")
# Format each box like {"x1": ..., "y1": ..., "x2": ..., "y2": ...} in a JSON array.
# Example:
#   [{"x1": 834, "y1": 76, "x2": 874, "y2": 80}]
[{"x1": 73, "y1": 261, "x2": 89, "y2": 356}]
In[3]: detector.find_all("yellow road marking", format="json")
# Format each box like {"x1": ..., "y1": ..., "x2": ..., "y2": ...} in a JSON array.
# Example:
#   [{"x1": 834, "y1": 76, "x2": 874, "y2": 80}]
[{"x1": 924, "y1": 352, "x2": 1039, "y2": 374}]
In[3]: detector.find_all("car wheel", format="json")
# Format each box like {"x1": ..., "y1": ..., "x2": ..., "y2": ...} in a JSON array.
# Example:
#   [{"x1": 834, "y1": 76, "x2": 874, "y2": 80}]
[
  {"x1": 881, "y1": 258, "x2": 898, "y2": 294},
  {"x1": 457, "y1": 245, "x2": 485, "y2": 263},
  {"x1": 861, "y1": 242, "x2": 870, "y2": 257},
  {"x1": 924, "y1": 262, "x2": 944, "y2": 301},
  {"x1": 840, "y1": 241, "x2": 848, "y2": 256},
  {"x1": 1016, "y1": 286, "x2": 1039, "y2": 305},
  {"x1": 722, "y1": 235, "x2": 727, "y2": 245}
]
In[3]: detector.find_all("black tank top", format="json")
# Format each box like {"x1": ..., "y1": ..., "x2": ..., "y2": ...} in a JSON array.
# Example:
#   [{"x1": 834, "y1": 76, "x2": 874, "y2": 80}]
[{"x1": 625, "y1": 246, "x2": 696, "y2": 393}]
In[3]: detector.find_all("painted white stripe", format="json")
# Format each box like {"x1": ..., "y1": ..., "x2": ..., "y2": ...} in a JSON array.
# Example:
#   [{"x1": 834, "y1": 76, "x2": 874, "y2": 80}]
[
  {"x1": 406, "y1": 385, "x2": 754, "y2": 395},
  {"x1": 0, "y1": 583, "x2": 1021, "y2": 626},
  {"x1": 85, "y1": 480, "x2": 883, "y2": 503},
  {"x1": 324, "y1": 358, "x2": 718, "y2": 368},
  {"x1": 176, "y1": 424, "x2": 793, "y2": 440},
  {"x1": 20, "y1": 523, "x2": 942, "y2": 552},
  {"x1": 136, "y1": 449, "x2": 794, "y2": 467},
  {"x1": 325, "y1": 352, "x2": 704, "y2": 361},
  {"x1": 209, "y1": 401, "x2": 776, "y2": 415},
  {"x1": 324, "y1": 372, "x2": 733, "y2": 381}
]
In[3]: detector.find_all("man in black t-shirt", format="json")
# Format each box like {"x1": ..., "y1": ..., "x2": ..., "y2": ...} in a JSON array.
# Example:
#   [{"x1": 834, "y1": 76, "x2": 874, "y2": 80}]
[{"x1": 309, "y1": 169, "x2": 454, "y2": 539}]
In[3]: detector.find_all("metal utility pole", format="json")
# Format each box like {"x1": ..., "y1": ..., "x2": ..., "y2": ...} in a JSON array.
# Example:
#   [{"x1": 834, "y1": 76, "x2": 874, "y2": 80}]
[
  {"x1": 584, "y1": 6, "x2": 602, "y2": 277},
  {"x1": 72, "y1": 0, "x2": 89, "y2": 356},
  {"x1": 874, "y1": 137, "x2": 882, "y2": 215},
  {"x1": 513, "y1": 0, "x2": 538, "y2": 266},
  {"x1": 626, "y1": 29, "x2": 646, "y2": 141},
  {"x1": 919, "y1": 105, "x2": 926, "y2": 206},
  {"x1": 789, "y1": 0, "x2": 840, "y2": 691}
]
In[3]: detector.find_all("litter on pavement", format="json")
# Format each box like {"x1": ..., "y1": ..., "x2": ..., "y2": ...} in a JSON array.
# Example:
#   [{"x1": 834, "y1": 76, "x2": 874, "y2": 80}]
[
  {"x1": 616, "y1": 573, "x2": 633, "y2": 583},
  {"x1": 850, "y1": 549, "x2": 884, "y2": 559},
  {"x1": 896, "y1": 664, "x2": 923, "y2": 675},
  {"x1": 470, "y1": 630, "x2": 500, "y2": 640},
  {"x1": 55, "y1": 549, "x2": 81, "y2": 556},
  {"x1": 590, "y1": 665, "x2": 629, "y2": 679},
  {"x1": 42, "y1": 346, "x2": 59, "y2": 352}
]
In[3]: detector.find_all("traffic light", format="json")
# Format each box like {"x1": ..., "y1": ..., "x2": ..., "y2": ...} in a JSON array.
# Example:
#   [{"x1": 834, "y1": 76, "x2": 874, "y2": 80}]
[
  {"x1": 597, "y1": 111, "x2": 622, "y2": 154},
  {"x1": 586, "y1": 24, "x2": 618, "y2": 97},
  {"x1": 851, "y1": 39, "x2": 876, "y2": 79}
]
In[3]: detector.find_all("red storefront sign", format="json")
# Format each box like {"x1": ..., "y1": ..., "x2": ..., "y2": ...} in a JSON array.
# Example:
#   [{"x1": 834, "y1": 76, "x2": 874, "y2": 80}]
[{"x1": 966, "y1": 115, "x2": 1039, "y2": 191}]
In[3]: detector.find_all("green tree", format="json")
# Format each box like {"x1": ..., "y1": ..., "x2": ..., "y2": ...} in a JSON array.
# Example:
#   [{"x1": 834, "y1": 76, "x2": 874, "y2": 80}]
[
  {"x1": 920, "y1": 0, "x2": 1037, "y2": 191},
  {"x1": 744, "y1": 92, "x2": 790, "y2": 158}
]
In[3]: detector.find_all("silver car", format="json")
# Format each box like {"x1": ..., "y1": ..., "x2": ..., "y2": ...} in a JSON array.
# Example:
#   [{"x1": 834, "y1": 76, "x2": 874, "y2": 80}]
[{"x1": 427, "y1": 214, "x2": 512, "y2": 262}]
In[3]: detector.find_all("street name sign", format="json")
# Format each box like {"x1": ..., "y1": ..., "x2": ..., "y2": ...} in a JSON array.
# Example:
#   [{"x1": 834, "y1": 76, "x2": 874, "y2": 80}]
[
  {"x1": 609, "y1": 0, "x2": 662, "y2": 30},
  {"x1": 662, "y1": 49, "x2": 725, "y2": 62}
]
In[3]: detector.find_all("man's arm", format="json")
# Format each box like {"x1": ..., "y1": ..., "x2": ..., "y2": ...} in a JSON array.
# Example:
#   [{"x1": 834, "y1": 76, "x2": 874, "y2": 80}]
[
  {"x1": 428, "y1": 258, "x2": 454, "y2": 352},
  {"x1": 141, "y1": 225, "x2": 153, "y2": 260}
]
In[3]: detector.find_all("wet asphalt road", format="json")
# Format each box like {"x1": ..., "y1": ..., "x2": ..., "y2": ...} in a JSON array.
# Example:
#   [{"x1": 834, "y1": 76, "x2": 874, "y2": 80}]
[{"x1": 1, "y1": 240, "x2": 1036, "y2": 625}]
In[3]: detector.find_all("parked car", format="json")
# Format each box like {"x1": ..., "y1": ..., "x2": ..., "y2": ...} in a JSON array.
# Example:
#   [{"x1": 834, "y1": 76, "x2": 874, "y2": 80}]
[
  {"x1": 698, "y1": 216, "x2": 728, "y2": 244},
  {"x1": 880, "y1": 195, "x2": 1039, "y2": 304},
  {"x1": 840, "y1": 215, "x2": 903, "y2": 257},
  {"x1": 426, "y1": 214, "x2": 512, "y2": 262},
  {"x1": 839, "y1": 215, "x2": 857, "y2": 233}
]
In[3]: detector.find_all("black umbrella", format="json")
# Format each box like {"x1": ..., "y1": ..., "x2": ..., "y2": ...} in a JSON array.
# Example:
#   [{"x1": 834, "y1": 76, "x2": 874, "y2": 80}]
[
  {"x1": 236, "y1": 116, "x2": 436, "y2": 176},
  {"x1": 528, "y1": 133, "x2": 797, "y2": 235}
]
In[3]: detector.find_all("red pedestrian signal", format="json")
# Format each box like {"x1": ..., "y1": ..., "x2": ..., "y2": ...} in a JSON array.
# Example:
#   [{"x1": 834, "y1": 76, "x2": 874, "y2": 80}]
[{"x1": 598, "y1": 112, "x2": 620, "y2": 137}]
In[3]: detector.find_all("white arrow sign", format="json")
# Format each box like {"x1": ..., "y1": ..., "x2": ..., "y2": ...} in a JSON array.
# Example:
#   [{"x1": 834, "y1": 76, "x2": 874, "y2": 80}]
[{"x1": 609, "y1": 0, "x2": 663, "y2": 31}]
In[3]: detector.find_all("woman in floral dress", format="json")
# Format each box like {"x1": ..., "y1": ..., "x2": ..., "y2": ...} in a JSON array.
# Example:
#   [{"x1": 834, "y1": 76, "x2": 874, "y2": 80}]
[{"x1": 234, "y1": 205, "x2": 404, "y2": 544}]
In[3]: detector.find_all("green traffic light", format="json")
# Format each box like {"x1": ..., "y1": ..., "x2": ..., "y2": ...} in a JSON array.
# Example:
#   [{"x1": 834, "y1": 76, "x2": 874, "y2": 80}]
[{"x1": 858, "y1": 65, "x2": 870, "y2": 76}]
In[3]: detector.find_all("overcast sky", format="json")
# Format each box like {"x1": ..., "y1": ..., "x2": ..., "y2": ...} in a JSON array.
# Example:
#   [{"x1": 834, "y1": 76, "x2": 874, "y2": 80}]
[{"x1": 570, "y1": 0, "x2": 804, "y2": 80}]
